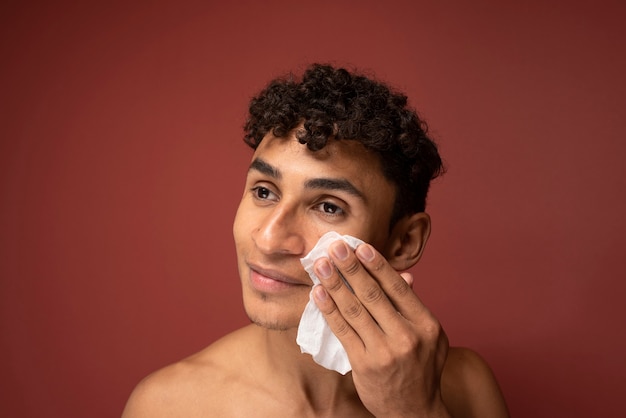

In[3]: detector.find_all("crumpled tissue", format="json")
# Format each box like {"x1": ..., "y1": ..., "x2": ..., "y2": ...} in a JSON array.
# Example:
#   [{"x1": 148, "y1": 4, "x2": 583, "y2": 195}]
[{"x1": 296, "y1": 231, "x2": 364, "y2": 375}]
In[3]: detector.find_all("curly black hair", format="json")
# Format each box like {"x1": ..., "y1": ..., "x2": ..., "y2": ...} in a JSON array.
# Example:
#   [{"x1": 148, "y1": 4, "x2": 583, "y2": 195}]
[{"x1": 243, "y1": 63, "x2": 445, "y2": 228}]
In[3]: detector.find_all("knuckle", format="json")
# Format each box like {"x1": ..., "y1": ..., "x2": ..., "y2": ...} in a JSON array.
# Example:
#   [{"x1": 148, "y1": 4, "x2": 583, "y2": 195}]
[
  {"x1": 421, "y1": 317, "x2": 442, "y2": 341},
  {"x1": 343, "y1": 300, "x2": 364, "y2": 319},
  {"x1": 375, "y1": 350, "x2": 395, "y2": 370},
  {"x1": 389, "y1": 277, "x2": 411, "y2": 297},
  {"x1": 332, "y1": 321, "x2": 350, "y2": 337},
  {"x1": 395, "y1": 329, "x2": 420, "y2": 352},
  {"x1": 320, "y1": 301, "x2": 339, "y2": 316},
  {"x1": 341, "y1": 259, "x2": 361, "y2": 277},
  {"x1": 368, "y1": 257, "x2": 386, "y2": 273},
  {"x1": 333, "y1": 319, "x2": 352, "y2": 337},
  {"x1": 321, "y1": 303, "x2": 353, "y2": 338},
  {"x1": 361, "y1": 284, "x2": 385, "y2": 304},
  {"x1": 325, "y1": 276, "x2": 344, "y2": 293}
]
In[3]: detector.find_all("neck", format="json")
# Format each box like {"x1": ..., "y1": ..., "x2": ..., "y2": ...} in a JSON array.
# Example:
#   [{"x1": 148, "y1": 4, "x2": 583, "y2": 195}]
[{"x1": 250, "y1": 324, "x2": 362, "y2": 412}]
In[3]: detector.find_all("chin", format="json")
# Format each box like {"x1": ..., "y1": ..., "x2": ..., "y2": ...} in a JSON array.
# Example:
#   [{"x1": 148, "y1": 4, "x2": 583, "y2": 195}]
[
  {"x1": 242, "y1": 292, "x2": 304, "y2": 332},
  {"x1": 240, "y1": 276, "x2": 309, "y2": 331}
]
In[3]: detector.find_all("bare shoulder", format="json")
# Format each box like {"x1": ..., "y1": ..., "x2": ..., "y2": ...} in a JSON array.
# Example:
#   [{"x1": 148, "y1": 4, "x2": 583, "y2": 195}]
[
  {"x1": 122, "y1": 327, "x2": 254, "y2": 418},
  {"x1": 441, "y1": 347, "x2": 510, "y2": 418},
  {"x1": 121, "y1": 357, "x2": 207, "y2": 418}
]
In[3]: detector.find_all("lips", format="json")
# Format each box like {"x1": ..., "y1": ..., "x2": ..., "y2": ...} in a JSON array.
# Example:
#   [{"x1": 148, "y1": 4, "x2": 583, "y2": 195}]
[{"x1": 248, "y1": 263, "x2": 310, "y2": 292}]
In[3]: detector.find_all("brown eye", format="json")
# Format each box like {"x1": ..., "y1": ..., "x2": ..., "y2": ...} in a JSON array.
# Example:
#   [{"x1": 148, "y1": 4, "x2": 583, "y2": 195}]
[
  {"x1": 251, "y1": 186, "x2": 277, "y2": 202},
  {"x1": 323, "y1": 202, "x2": 340, "y2": 214},
  {"x1": 315, "y1": 201, "x2": 345, "y2": 217},
  {"x1": 255, "y1": 187, "x2": 270, "y2": 199}
]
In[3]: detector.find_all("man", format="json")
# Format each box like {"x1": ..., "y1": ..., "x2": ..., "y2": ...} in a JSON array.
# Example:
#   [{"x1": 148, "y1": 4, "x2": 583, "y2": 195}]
[{"x1": 123, "y1": 64, "x2": 509, "y2": 417}]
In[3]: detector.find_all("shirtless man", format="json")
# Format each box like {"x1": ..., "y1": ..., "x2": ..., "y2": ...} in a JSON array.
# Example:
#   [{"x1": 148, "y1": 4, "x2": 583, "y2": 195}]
[{"x1": 122, "y1": 64, "x2": 509, "y2": 417}]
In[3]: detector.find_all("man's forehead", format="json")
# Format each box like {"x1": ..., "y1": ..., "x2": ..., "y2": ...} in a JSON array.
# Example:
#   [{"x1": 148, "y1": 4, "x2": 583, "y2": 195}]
[{"x1": 253, "y1": 132, "x2": 377, "y2": 164}]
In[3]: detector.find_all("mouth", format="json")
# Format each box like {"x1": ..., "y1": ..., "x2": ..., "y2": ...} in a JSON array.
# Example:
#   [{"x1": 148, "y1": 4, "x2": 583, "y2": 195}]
[{"x1": 247, "y1": 263, "x2": 310, "y2": 292}]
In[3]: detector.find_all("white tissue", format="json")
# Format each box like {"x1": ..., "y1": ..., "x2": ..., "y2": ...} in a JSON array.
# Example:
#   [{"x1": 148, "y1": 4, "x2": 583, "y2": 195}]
[{"x1": 296, "y1": 231, "x2": 364, "y2": 374}]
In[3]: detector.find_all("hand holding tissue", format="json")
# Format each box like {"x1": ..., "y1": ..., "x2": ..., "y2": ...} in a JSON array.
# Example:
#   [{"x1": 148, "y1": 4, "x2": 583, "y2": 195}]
[{"x1": 296, "y1": 231, "x2": 364, "y2": 375}]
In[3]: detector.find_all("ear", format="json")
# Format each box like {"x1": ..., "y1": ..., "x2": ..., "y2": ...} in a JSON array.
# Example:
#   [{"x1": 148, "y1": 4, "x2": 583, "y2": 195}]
[{"x1": 383, "y1": 212, "x2": 431, "y2": 271}]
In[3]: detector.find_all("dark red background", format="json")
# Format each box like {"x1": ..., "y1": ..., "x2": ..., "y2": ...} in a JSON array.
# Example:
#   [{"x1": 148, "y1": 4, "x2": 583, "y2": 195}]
[{"x1": 1, "y1": 1, "x2": 625, "y2": 417}]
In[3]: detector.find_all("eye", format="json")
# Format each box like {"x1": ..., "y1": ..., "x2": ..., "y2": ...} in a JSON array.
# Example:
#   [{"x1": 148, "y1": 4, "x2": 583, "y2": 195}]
[
  {"x1": 315, "y1": 201, "x2": 345, "y2": 217},
  {"x1": 251, "y1": 186, "x2": 278, "y2": 202}
]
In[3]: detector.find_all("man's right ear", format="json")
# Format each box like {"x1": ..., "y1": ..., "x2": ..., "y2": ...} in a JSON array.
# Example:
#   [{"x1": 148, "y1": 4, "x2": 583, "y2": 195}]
[{"x1": 383, "y1": 212, "x2": 431, "y2": 271}]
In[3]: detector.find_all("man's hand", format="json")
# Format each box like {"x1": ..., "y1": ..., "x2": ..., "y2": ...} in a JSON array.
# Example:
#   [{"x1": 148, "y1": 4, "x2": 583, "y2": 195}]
[{"x1": 312, "y1": 240, "x2": 451, "y2": 418}]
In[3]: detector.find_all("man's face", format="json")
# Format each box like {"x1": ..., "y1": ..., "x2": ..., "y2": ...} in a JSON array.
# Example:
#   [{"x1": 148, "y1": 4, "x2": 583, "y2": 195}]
[{"x1": 232, "y1": 131, "x2": 397, "y2": 331}]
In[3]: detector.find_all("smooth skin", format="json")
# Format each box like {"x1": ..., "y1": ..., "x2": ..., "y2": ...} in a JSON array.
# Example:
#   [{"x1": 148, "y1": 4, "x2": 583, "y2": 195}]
[{"x1": 122, "y1": 131, "x2": 509, "y2": 417}]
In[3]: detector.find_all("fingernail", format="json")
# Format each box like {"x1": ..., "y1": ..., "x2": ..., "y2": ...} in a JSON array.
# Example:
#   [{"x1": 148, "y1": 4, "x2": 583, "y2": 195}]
[
  {"x1": 356, "y1": 244, "x2": 375, "y2": 261},
  {"x1": 331, "y1": 241, "x2": 349, "y2": 260},
  {"x1": 315, "y1": 259, "x2": 332, "y2": 279},
  {"x1": 314, "y1": 285, "x2": 327, "y2": 302}
]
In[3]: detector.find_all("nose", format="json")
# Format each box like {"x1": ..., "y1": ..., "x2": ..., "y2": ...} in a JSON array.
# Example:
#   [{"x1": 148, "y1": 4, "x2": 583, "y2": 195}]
[{"x1": 252, "y1": 204, "x2": 306, "y2": 256}]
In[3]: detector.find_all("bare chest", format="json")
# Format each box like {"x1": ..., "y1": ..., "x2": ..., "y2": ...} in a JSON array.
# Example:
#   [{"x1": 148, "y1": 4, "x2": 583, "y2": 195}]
[{"x1": 191, "y1": 385, "x2": 375, "y2": 418}]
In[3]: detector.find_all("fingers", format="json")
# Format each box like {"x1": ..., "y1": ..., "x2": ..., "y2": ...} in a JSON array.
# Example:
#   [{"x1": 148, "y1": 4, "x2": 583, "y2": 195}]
[
  {"x1": 337, "y1": 240, "x2": 428, "y2": 324},
  {"x1": 312, "y1": 240, "x2": 429, "y2": 338},
  {"x1": 312, "y1": 257, "x2": 382, "y2": 347}
]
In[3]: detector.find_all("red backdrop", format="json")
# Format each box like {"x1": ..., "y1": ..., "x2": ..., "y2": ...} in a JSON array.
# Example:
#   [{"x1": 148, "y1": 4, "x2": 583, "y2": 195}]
[{"x1": 1, "y1": 1, "x2": 625, "y2": 417}]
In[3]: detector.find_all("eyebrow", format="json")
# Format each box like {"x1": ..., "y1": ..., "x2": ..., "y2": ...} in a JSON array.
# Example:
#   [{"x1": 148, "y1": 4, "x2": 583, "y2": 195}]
[
  {"x1": 249, "y1": 158, "x2": 365, "y2": 200},
  {"x1": 304, "y1": 178, "x2": 365, "y2": 200},
  {"x1": 249, "y1": 158, "x2": 281, "y2": 179}
]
